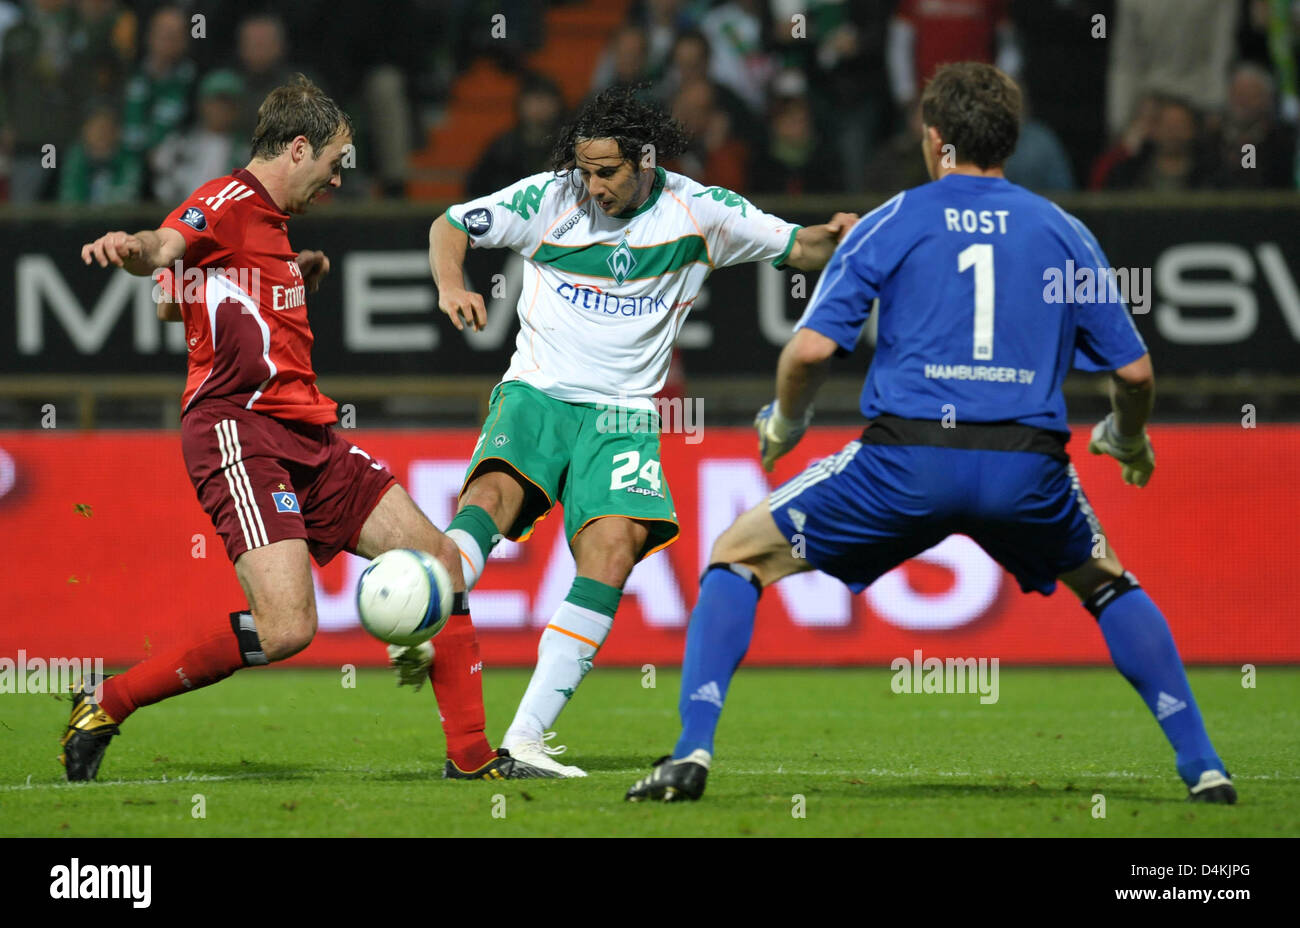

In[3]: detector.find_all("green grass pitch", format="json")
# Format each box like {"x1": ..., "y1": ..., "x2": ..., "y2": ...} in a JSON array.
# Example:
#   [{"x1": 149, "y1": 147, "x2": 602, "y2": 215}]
[{"x1": 2, "y1": 667, "x2": 1296, "y2": 837}]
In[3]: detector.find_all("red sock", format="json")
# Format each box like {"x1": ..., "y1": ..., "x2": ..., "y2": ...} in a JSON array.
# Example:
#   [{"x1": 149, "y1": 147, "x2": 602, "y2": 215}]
[
  {"x1": 431, "y1": 606, "x2": 495, "y2": 771},
  {"x1": 99, "y1": 613, "x2": 251, "y2": 724}
]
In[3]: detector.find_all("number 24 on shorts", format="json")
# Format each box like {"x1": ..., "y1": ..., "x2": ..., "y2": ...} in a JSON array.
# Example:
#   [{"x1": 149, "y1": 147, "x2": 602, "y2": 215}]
[{"x1": 610, "y1": 451, "x2": 661, "y2": 491}]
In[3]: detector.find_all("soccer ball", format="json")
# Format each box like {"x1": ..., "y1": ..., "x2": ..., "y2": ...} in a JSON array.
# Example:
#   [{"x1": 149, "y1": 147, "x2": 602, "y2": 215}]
[{"x1": 356, "y1": 548, "x2": 453, "y2": 646}]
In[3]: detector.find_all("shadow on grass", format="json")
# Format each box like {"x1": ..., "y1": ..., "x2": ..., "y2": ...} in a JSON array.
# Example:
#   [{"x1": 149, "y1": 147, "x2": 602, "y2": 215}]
[{"x1": 741, "y1": 780, "x2": 1184, "y2": 804}]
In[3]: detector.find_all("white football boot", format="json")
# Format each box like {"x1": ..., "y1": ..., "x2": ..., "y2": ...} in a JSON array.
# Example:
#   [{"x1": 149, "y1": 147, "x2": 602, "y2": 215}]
[
  {"x1": 387, "y1": 641, "x2": 434, "y2": 690},
  {"x1": 501, "y1": 731, "x2": 588, "y2": 777}
]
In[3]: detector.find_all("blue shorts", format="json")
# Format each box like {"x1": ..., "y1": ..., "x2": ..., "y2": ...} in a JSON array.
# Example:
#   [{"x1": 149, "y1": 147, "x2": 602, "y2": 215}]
[{"x1": 768, "y1": 441, "x2": 1101, "y2": 595}]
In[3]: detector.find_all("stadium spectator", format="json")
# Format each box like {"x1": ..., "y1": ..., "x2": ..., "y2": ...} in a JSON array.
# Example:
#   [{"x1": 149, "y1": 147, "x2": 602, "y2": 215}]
[
  {"x1": 121, "y1": 6, "x2": 195, "y2": 159},
  {"x1": 465, "y1": 74, "x2": 565, "y2": 198},
  {"x1": 150, "y1": 68, "x2": 243, "y2": 203},
  {"x1": 0, "y1": 1, "x2": 20, "y2": 58},
  {"x1": 259, "y1": 0, "x2": 421, "y2": 199},
  {"x1": 1207, "y1": 61, "x2": 1298, "y2": 189},
  {"x1": 233, "y1": 13, "x2": 296, "y2": 142},
  {"x1": 590, "y1": 24, "x2": 652, "y2": 95},
  {"x1": 766, "y1": 0, "x2": 892, "y2": 194},
  {"x1": 887, "y1": 0, "x2": 1020, "y2": 118},
  {"x1": 1004, "y1": 84, "x2": 1075, "y2": 192},
  {"x1": 0, "y1": 0, "x2": 82, "y2": 203},
  {"x1": 698, "y1": 0, "x2": 772, "y2": 112},
  {"x1": 1102, "y1": 97, "x2": 1213, "y2": 192},
  {"x1": 1246, "y1": 0, "x2": 1299, "y2": 124},
  {"x1": 653, "y1": 29, "x2": 755, "y2": 146},
  {"x1": 1106, "y1": 0, "x2": 1238, "y2": 138},
  {"x1": 68, "y1": 0, "x2": 137, "y2": 103},
  {"x1": 667, "y1": 76, "x2": 747, "y2": 190},
  {"x1": 58, "y1": 103, "x2": 141, "y2": 203},
  {"x1": 1009, "y1": 0, "x2": 1110, "y2": 191},
  {"x1": 863, "y1": 102, "x2": 930, "y2": 194},
  {"x1": 628, "y1": 0, "x2": 707, "y2": 78},
  {"x1": 750, "y1": 71, "x2": 841, "y2": 195},
  {"x1": 1089, "y1": 92, "x2": 1159, "y2": 190}
]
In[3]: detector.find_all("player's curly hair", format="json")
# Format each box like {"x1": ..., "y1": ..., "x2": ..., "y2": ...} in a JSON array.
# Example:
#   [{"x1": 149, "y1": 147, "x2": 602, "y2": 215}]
[
  {"x1": 549, "y1": 84, "x2": 690, "y2": 176},
  {"x1": 921, "y1": 62, "x2": 1021, "y2": 169}
]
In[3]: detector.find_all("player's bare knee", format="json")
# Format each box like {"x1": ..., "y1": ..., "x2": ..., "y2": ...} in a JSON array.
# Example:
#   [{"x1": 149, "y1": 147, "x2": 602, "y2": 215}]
[
  {"x1": 258, "y1": 607, "x2": 317, "y2": 661},
  {"x1": 460, "y1": 468, "x2": 521, "y2": 525},
  {"x1": 709, "y1": 522, "x2": 761, "y2": 567}
]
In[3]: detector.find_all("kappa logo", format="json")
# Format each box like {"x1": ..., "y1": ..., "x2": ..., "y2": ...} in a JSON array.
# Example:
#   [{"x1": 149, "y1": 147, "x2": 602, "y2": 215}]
[
  {"x1": 272, "y1": 491, "x2": 300, "y2": 513},
  {"x1": 498, "y1": 179, "x2": 553, "y2": 220},
  {"x1": 1155, "y1": 691, "x2": 1187, "y2": 720},
  {"x1": 607, "y1": 239, "x2": 638, "y2": 283},
  {"x1": 492, "y1": 434, "x2": 509, "y2": 447},
  {"x1": 552, "y1": 208, "x2": 587, "y2": 240},
  {"x1": 179, "y1": 207, "x2": 207, "y2": 231},
  {"x1": 689, "y1": 680, "x2": 724, "y2": 708},
  {"x1": 787, "y1": 508, "x2": 807, "y2": 533}
]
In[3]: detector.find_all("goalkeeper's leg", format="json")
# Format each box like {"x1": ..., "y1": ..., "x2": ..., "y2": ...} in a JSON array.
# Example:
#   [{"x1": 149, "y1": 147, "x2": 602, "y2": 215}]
[
  {"x1": 1060, "y1": 545, "x2": 1234, "y2": 803},
  {"x1": 628, "y1": 503, "x2": 811, "y2": 800}
]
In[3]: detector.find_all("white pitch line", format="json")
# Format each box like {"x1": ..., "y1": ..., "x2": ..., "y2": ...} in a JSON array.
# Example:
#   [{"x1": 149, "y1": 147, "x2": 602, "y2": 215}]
[
  {"x1": 0, "y1": 772, "x2": 272, "y2": 792},
  {"x1": 595, "y1": 767, "x2": 1298, "y2": 780}
]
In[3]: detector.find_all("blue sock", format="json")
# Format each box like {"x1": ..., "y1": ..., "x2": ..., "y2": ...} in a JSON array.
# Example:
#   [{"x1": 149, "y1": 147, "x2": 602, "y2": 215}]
[
  {"x1": 1088, "y1": 573, "x2": 1224, "y2": 786},
  {"x1": 673, "y1": 564, "x2": 761, "y2": 760}
]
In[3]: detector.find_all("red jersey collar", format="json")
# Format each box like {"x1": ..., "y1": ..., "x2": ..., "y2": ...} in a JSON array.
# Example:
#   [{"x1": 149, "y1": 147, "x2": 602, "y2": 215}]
[{"x1": 232, "y1": 167, "x2": 290, "y2": 217}]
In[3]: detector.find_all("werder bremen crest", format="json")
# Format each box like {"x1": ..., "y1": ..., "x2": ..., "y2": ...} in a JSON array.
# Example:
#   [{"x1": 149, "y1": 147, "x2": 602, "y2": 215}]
[{"x1": 606, "y1": 240, "x2": 638, "y2": 283}]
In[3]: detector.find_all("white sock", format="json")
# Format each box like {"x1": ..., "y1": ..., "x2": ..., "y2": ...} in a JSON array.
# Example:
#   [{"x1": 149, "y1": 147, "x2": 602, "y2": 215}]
[
  {"x1": 502, "y1": 601, "x2": 613, "y2": 747},
  {"x1": 446, "y1": 528, "x2": 486, "y2": 591}
]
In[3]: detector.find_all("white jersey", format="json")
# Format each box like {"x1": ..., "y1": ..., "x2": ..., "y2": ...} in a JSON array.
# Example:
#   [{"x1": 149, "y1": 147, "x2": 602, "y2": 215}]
[{"x1": 446, "y1": 168, "x2": 800, "y2": 411}]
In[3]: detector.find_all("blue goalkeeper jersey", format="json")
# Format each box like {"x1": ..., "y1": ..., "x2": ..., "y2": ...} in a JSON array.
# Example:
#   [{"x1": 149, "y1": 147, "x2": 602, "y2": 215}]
[{"x1": 795, "y1": 174, "x2": 1147, "y2": 436}]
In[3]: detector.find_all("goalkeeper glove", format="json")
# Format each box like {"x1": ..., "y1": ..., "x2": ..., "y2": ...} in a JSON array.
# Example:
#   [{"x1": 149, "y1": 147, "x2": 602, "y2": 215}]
[
  {"x1": 1088, "y1": 413, "x2": 1155, "y2": 487},
  {"x1": 387, "y1": 641, "x2": 434, "y2": 690},
  {"x1": 755, "y1": 400, "x2": 813, "y2": 472}
]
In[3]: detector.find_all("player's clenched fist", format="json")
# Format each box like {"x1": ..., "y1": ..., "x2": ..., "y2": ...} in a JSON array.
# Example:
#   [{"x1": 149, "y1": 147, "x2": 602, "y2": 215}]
[
  {"x1": 1088, "y1": 413, "x2": 1155, "y2": 487},
  {"x1": 826, "y1": 211, "x2": 860, "y2": 242},
  {"x1": 81, "y1": 231, "x2": 142, "y2": 269},
  {"x1": 296, "y1": 249, "x2": 331, "y2": 292},
  {"x1": 439, "y1": 286, "x2": 487, "y2": 332}
]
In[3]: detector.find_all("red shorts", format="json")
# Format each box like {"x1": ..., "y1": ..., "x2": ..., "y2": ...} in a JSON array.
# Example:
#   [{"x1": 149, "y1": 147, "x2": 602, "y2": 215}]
[{"x1": 181, "y1": 399, "x2": 396, "y2": 566}]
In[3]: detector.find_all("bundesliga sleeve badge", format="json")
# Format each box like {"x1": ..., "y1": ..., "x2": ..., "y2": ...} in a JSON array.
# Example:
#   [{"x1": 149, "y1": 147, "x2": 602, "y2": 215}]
[
  {"x1": 463, "y1": 208, "x2": 493, "y2": 236},
  {"x1": 179, "y1": 207, "x2": 207, "y2": 231}
]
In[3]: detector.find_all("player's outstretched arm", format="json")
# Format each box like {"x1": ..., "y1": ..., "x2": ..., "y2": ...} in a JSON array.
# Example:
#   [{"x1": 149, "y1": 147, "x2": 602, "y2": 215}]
[
  {"x1": 429, "y1": 213, "x2": 486, "y2": 332},
  {"x1": 1089, "y1": 353, "x2": 1156, "y2": 487},
  {"x1": 784, "y1": 212, "x2": 859, "y2": 270},
  {"x1": 756, "y1": 328, "x2": 838, "y2": 471},
  {"x1": 80, "y1": 227, "x2": 185, "y2": 276}
]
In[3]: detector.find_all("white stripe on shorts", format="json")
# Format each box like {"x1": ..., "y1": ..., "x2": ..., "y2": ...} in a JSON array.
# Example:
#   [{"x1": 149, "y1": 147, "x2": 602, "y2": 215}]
[
  {"x1": 768, "y1": 440, "x2": 862, "y2": 509},
  {"x1": 215, "y1": 419, "x2": 268, "y2": 549}
]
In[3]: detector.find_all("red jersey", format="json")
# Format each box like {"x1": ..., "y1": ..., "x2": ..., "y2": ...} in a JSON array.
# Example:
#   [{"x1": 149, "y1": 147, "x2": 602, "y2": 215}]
[
  {"x1": 161, "y1": 168, "x2": 337, "y2": 425},
  {"x1": 897, "y1": 0, "x2": 1007, "y2": 87}
]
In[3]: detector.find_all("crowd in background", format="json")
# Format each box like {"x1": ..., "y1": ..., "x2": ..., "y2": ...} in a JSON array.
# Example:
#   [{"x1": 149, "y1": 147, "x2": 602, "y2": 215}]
[{"x1": 1, "y1": 0, "x2": 1297, "y2": 206}]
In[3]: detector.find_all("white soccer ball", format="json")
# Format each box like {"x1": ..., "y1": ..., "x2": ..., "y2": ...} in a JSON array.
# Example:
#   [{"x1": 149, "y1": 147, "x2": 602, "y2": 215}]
[{"x1": 356, "y1": 548, "x2": 453, "y2": 646}]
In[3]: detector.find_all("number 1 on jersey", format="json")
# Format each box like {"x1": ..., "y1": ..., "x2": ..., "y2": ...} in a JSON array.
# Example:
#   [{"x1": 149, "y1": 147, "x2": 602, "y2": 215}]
[{"x1": 957, "y1": 243, "x2": 995, "y2": 360}]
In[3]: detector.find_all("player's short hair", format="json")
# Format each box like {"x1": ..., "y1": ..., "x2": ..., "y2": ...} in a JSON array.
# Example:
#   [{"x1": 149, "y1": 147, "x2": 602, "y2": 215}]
[
  {"x1": 550, "y1": 84, "x2": 689, "y2": 176},
  {"x1": 250, "y1": 73, "x2": 352, "y2": 161},
  {"x1": 920, "y1": 62, "x2": 1021, "y2": 169}
]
